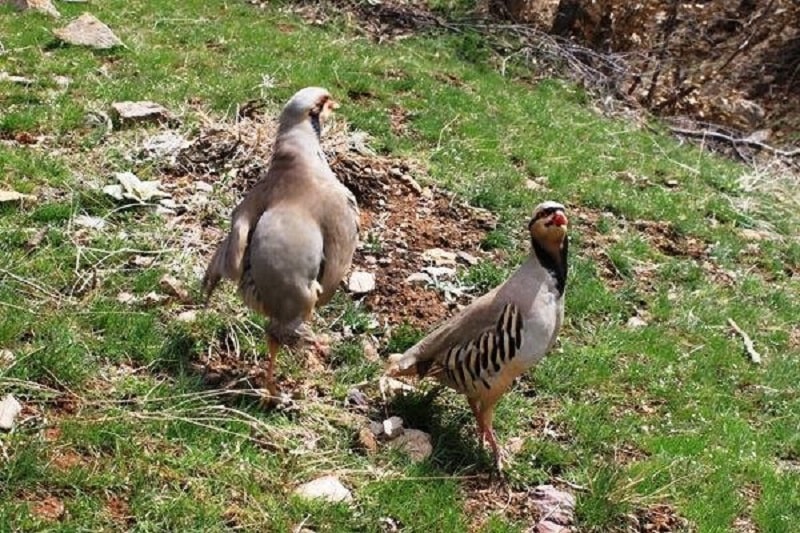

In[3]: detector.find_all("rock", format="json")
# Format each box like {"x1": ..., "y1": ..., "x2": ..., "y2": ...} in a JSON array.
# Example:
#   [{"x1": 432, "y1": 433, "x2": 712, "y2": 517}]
[
  {"x1": 399, "y1": 174, "x2": 422, "y2": 194},
  {"x1": 176, "y1": 310, "x2": 197, "y2": 323},
  {"x1": 73, "y1": 214, "x2": 106, "y2": 230},
  {"x1": 141, "y1": 131, "x2": 190, "y2": 159},
  {"x1": 422, "y1": 247, "x2": 457, "y2": 266},
  {"x1": 194, "y1": 181, "x2": 213, "y2": 193},
  {"x1": 456, "y1": 251, "x2": 479, "y2": 266},
  {"x1": 53, "y1": 75, "x2": 71, "y2": 89},
  {"x1": 142, "y1": 291, "x2": 168, "y2": 306},
  {"x1": 54, "y1": 13, "x2": 123, "y2": 49},
  {"x1": 158, "y1": 198, "x2": 179, "y2": 210},
  {"x1": 387, "y1": 429, "x2": 433, "y2": 461},
  {"x1": 129, "y1": 255, "x2": 154, "y2": 268},
  {"x1": 405, "y1": 272, "x2": 431, "y2": 286},
  {"x1": 1, "y1": 0, "x2": 60, "y2": 17},
  {"x1": 357, "y1": 427, "x2": 378, "y2": 454},
  {"x1": 0, "y1": 349, "x2": 15, "y2": 369},
  {"x1": 0, "y1": 394, "x2": 23, "y2": 431},
  {"x1": 626, "y1": 316, "x2": 648, "y2": 329},
  {"x1": 368, "y1": 420, "x2": 384, "y2": 437},
  {"x1": 116, "y1": 291, "x2": 136, "y2": 304},
  {"x1": 159, "y1": 274, "x2": 189, "y2": 301},
  {"x1": 525, "y1": 178, "x2": 545, "y2": 191},
  {"x1": 110, "y1": 101, "x2": 171, "y2": 126},
  {"x1": 348, "y1": 271, "x2": 375, "y2": 294},
  {"x1": 382, "y1": 416, "x2": 404, "y2": 439},
  {"x1": 0, "y1": 72, "x2": 34, "y2": 85},
  {"x1": 345, "y1": 388, "x2": 369, "y2": 411},
  {"x1": 422, "y1": 266, "x2": 456, "y2": 279},
  {"x1": 530, "y1": 485, "x2": 576, "y2": 527},
  {"x1": 294, "y1": 476, "x2": 353, "y2": 504}
]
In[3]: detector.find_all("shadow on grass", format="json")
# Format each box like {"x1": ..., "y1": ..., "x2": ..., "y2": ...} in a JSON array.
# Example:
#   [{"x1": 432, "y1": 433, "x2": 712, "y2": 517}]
[{"x1": 386, "y1": 388, "x2": 495, "y2": 474}]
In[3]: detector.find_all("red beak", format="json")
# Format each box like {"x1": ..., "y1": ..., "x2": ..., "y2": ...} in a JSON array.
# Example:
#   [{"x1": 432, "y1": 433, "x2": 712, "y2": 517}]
[{"x1": 552, "y1": 212, "x2": 568, "y2": 227}]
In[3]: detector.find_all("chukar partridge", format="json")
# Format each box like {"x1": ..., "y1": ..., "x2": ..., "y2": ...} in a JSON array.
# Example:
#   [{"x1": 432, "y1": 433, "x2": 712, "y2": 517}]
[
  {"x1": 203, "y1": 87, "x2": 360, "y2": 401},
  {"x1": 387, "y1": 201, "x2": 568, "y2": 469}
]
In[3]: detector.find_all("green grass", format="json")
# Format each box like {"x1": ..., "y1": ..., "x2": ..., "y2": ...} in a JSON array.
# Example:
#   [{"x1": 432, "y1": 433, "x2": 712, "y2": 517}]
[{"x1": 1, "y1": 1, "x2": 799, "y2": 531}]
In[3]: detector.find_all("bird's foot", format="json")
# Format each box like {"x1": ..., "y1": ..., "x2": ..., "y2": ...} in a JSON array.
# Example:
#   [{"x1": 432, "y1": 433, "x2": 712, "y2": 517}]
[
  {"x1": 480, "y1": 429, "x2": 509, "y2": 473},
  {"x1": 493, "y1": 445, "x2": 510, "y2": 474},
  {"x1": 258, "y1": 386, "x2": 296, "y2": 411}
]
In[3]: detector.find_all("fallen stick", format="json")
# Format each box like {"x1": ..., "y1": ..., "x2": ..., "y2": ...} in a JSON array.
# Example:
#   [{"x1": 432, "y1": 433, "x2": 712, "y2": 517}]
[
  {"x1": 670, "y1": 127, "x2": 800, "y2": 159},
  {"x1": 727, "y1": 318, "x2": 762, "y2": 364}
]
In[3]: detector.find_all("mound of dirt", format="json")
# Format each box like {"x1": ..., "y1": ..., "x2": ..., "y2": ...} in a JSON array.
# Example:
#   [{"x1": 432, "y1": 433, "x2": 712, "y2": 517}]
[
  {"x1": 496, "y1": 0, "x2": 800, "y2": 145},
  {"x1": 166, "y1": 107, "x2": 496, "y2": 328}
]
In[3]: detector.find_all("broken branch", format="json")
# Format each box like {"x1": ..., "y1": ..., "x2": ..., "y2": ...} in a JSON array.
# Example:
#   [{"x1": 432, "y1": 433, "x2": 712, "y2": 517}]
[{"x1": 727, "y1": 318, "x2": 762, "y2": 364}]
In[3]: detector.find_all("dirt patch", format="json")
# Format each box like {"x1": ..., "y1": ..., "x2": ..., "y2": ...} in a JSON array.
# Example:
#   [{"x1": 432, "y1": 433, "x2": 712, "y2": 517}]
[
  {"x1": 50, "y1": 449, "x2": 84, "y2": 471},
  {"x1": 463, "y1": 479, "x2": 549, "y2": 530},
  {"x1": 164, "y1": 104, "x2": 495, "y2": 332},
  {"x1": 106, "y1": 494, "x2": 133, "y2": 525},
  {"x1": 633, "y1": 220, "x2": 706, "y2": 259},
  {"x1": 338, "y1": 155, "x2": 495, "y2": 329},
  {"x1": 613, "y1": 442, "x2": 649, "y2": 466},
  {"x1": 29, "y1": 494, "x2": 65, "y2": 522},
  {"x1": 632, "y1": 503, "x2": 690, "y2": 532}
]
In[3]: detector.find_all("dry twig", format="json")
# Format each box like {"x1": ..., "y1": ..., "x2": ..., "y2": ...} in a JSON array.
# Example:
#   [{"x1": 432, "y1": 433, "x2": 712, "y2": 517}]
[{"x1": 727, "y1": 318, "x2": 762, "y2": 364}]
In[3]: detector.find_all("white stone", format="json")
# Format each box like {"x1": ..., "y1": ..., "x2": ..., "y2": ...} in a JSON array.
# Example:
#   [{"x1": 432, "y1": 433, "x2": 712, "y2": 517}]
[
  {"x1": 0, "y1": 349, "x2": 15, "y2": 368},
  {"x1": 369, "y1": 420, "x2": 384, "y2": 437},
  {"x1": 405, "y1": 272, "x2": 431, "y2": 285},
  {"x1": 0, "y1": 394, "x2": 22, "y2": 431},
  {"x1": 142, "y1": 131, "x2": 189, "y2": 159},
  {"x1": 348, "y1": 271, "x2": 375, "y2": 294},
  {"x1": 422, "y1": 266, "x2": 456, "y2": 279},
  {"x1": 54, "y1": 13, "x2": 123, "y2": 49},
  {"x1": 422, "y1": 248, "x2": 457, "y2": 266},
  {"x1": 111, "y1": 101, "x2": 170, "y2": 124},
  {"x1": 194, "y1": 181, "x2": 214, "y2": 193},
  {"x1": 294, "y1": 476, "x2": 353, "y2": 503},
  {"x1": 382, "y1": 416, "x2": 404, "y2": 439},
  {"x1": 530, "y1": 485, "x2": 576, "y2": 526},
  {"x1": 456, "y1": 251, "x2": 479, "y2": 266},
  {"x1": 177, "y1": 310, "x2": 197, "y2": 323},
  {"x1": 626, "y1": 316, "x2": 648, "y2": 328},
  {"x1": 73, "y1": 214, "x2": 106, "y2": 230},
  {"x1": 116, "y1": 291, "x2": 136, "y2": 304}
]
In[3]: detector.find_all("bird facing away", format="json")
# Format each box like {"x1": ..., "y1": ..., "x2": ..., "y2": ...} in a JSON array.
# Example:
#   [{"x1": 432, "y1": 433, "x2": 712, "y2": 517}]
[
  {"x1": 386, "y1": 201, "x2": 568, "y2": 469},
  {"x1": 203, "y1": 87, "x2": 360, "y2": 402}
]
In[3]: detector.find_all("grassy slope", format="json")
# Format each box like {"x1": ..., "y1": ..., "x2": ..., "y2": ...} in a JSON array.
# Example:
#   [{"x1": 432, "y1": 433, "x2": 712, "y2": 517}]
[{"x1": 1, "y1": 1, "x2": 799, "y2": 531}]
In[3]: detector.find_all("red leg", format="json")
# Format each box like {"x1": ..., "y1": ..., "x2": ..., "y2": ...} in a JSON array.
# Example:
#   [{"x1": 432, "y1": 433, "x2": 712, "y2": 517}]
[
  {"x1": 478, "y1": 406, "x2": 506, "y2": 471},
  {"x1": 468, "y1": 398, "x2": 485, "y2": 442},
  {"x1": 262, "y1": 335, "x2": 280, "y2": 402}
]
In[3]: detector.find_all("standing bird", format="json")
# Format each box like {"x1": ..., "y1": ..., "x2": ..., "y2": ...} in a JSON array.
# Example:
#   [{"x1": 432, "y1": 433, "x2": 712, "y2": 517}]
[
  {"x1": 203, "y1": 87, "x2": 359, "y2": 402},
  {"x1": 387, "y1": 201, "x2": 568, "y2": 469}
]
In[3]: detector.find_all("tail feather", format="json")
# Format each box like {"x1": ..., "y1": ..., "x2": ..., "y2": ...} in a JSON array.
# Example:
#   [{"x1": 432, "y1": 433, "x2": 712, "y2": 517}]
[{"x1": 201, "y1": 245, "x2": 226, "y2": 302}]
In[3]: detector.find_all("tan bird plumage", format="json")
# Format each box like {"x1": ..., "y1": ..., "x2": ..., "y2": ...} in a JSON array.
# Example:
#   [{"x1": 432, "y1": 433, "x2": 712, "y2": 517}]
[
  {"x1": 203, "y1": 87, "x2": 359, "y2": 401},
  {"x1": 387, "y1": 201, "x2": 569, "y2": 469}
]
